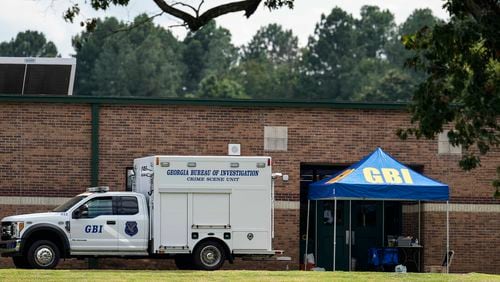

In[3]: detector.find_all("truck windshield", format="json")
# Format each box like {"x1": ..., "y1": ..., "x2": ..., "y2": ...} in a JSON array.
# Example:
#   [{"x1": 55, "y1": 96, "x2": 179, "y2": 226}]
[{"x1": 53, "y1": 195, "x2": 87, "y2": 212}]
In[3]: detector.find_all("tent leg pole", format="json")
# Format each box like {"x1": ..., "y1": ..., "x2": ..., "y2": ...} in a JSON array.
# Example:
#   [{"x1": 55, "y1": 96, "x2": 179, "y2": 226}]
[
  {"x1": 446, "y1": 200, "x2": 449, "y2": 274},
  {"x1": 418, "y1": 201, "x2": 421, "y2": 243},
  {"x1": 304, "y1": 200, "x2": 311, "y2": 271},
  {"x1": 333, "y1": 198, "x2": 337, "y2": 271},
  {"x1": 315, "y1": 201, "x2": 318, "y2": 263},
  {"x1": 349, "y1": 200, "x2": 352, "y2": 271}
]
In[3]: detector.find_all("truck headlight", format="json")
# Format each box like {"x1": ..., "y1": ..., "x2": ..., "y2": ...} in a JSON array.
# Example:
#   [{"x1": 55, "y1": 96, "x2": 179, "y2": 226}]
[{"x1": 7, "y1": 222, "x2": 25, "y2": 239}]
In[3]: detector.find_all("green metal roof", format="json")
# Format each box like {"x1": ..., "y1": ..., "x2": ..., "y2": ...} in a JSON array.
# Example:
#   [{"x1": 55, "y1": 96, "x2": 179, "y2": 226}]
[{"x1": 0, "y1": 95, "x2": 408, "y2": 110}]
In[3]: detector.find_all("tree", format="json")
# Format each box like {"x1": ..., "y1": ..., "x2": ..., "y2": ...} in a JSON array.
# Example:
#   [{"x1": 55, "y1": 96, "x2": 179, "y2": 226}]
[
  {"x1": 341, "y1": 58, "x2": 414, "y2": 102},
  {"x1": 73, "y1": 15, "x2": 184, "y2": 97},
  {"x1": 0, "y1": 30, "x2": 58, "y2": 57},
  {"x1": 63, "y1": 0, "x2": 294, "y2": 32},
  {"x1": 385, "y1": 9, "x2": 439, "y2": 69},
  {"x1": 196, "y1": 75, "x2": 249, "y2": 99},
  {"x1": 398, "y1": 0, "x2": 499, "y2": 191},
  {"x1": 299, "y1": 7, "x2": 359, "y2": 100},
  {"x1": 299, "y1": 6, "x2": 401, "y2": 101},
  {"x1": 242, "y1": 23, "x2": 299, "y2": 64},
  {"x1": 235, "y1": 24, "x2": 299, "y2": 99},
  {"x1": 355, "y1": 6, "x2": 395, "y2": 58},
  {"x1": 182, "y1": 21, "x2": 238, "y2": 95}
]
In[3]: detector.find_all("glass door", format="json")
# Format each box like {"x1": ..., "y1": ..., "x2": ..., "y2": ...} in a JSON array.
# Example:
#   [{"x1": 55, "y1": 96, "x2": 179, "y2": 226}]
[{"x1": 315, "y1": 200, "x2": 349, "y2": 270}]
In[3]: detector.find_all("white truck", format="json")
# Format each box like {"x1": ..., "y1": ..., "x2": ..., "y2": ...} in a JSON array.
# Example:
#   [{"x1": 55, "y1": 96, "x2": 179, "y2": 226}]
[{"x1": 0, "y1": 156, "x2": 283, "y2": 270}]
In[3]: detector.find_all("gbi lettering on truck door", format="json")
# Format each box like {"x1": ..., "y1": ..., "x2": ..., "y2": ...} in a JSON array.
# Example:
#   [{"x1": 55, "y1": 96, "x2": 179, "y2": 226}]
[{"x1": 84, "y1": 225, "x2": 103, "y2": 233}]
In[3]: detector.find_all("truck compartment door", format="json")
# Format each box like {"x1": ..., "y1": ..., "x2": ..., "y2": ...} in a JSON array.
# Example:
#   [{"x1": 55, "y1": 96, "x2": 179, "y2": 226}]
[
  {"x1": 160, "y1": 193, "x2": 188, "y2": 247},
  {"x1": 192, "y1": 193, "x2": 230, "y2": 227}
]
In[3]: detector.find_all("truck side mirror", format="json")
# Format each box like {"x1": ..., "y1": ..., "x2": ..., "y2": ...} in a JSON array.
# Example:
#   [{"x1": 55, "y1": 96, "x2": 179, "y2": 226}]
[
  {"x1": 73, "y1": 209, "x2": 81, "y2": 219},
  {"x1": 73, "y1": 205, "x2": 88, "y2": 219}
]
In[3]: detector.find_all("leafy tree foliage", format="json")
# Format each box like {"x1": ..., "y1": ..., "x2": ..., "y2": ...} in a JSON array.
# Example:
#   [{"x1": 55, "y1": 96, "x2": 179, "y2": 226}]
[
  {"x1": 196, "y1": 75, "x2": 248, "y2": 99},
  {"x1": 182, "y1": 21, "x2": 238, "y2": 95},
  {"x1": 242, "y1": 23, "x2": 299, "y2": 64},
  {"x1": 298, "y1": 6, "x2": 441, "y2": 102},
  {"x1": 356, "y1": 6, "x2": 395, "y2": 58},
  {"x1": 0, "y1": 30, "x2": 58, "y2": 57},
  {"x1": 385, "y1": 9, "x2": 439, "y2": 73},
  {"x1": 73, "y1": 15, "x2": 184, "y2": 97},
  {"x1": 300, "y1": 6, "x2": 407, "y2": 101},
  {"x1": 398, "y1": 0, "x2": 499, "y2": 189},
  {"x1": 67, "y1": 5, "x2": 444, "y2": 103},
  {"x1": 235, "y1": 24, "x2": 299, "y2": 99},
  {"x1": 299, "y1": 7, "x2": 358, "y2": 100}
]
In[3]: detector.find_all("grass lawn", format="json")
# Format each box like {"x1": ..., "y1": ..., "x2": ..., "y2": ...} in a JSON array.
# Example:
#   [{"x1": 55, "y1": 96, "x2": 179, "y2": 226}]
[{"x1": 0, "y1": 270, "x2": 498, "y2": 282}]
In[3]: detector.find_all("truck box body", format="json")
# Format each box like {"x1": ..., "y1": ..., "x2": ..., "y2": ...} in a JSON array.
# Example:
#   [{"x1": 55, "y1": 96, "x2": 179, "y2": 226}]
[{"x1": 133, "y1": 156, "x2": 274, "y2": 255}]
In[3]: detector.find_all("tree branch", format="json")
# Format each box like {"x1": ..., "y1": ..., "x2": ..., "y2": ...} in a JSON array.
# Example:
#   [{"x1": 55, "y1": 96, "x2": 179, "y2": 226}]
[
  {"x1": 152, "y1": 0, "x2": 262, "y2": 31},
  {"x1": 152, "y1": 0, "x2": 196, "y2": 27},
  {"x1": 171, "y1": 2, "x2": 199, "y2": 15},
  {"x1": 110, "y1": 12, "x2": 165, "y2": 34}
]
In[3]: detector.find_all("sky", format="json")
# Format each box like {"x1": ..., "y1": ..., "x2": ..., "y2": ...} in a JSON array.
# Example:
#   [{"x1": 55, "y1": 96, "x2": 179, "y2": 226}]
[{"x1": 0, "y1": 1, "x2": 449, "y2": 57}]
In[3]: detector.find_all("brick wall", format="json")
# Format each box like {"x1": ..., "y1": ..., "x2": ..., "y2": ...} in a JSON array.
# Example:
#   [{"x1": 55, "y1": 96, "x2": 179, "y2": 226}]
[
  {"x1": 0, "y1": 103, "x2": 91, "y2": 197},
  {"x1": 0, "y1": 102, "x2": 498, "y2": 272},
  {"x1": 402, "y1": 204, "x2": 419, "y2": 238},
  {"x1": 422, "y1": 211, "x2": 500, "y2": 274}
]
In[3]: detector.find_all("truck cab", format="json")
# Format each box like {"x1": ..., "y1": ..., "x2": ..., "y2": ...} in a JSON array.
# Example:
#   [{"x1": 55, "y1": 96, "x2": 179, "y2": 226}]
[{"x1": 0, "y1": 188, "x2": 149, "y2": 268}]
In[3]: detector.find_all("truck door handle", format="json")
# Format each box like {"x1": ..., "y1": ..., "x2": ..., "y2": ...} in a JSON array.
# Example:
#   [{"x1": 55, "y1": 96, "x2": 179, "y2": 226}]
[{"x1": 106, "y1": 221, "x2": 116, "y2": 225}]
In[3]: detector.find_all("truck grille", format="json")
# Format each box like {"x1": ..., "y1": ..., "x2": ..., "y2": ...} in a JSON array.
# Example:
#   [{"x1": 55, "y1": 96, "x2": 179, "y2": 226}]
[{"x1": 1, "y1": 222, "x2": 12, "y2": 241}]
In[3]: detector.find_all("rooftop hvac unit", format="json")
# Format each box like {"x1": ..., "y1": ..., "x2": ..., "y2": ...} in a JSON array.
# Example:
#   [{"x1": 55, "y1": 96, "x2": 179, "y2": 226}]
[{"x1": 0, "y1": 57, "x2": 76, "y2": 96}]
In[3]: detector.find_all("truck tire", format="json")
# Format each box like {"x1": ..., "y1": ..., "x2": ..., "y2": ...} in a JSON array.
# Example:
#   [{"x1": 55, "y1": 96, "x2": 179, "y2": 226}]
[
  {"x1": 26, "y1": 240, "x2": 60, "y2": 269},
  {"x1": 174, "y1": 254, "x2": 195, "y2": 270},
  {"x1": 12, "y1": 256, "x2": 30, "y2": 268},
  {"x1": 193, "y1": 240, "x2": 225, "y2": 271}
]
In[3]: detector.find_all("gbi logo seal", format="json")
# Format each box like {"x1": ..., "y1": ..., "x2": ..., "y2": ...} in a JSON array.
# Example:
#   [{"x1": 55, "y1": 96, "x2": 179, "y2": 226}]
[{"x1": 125, "y1": 221, "x2": 138, "y2": 236}]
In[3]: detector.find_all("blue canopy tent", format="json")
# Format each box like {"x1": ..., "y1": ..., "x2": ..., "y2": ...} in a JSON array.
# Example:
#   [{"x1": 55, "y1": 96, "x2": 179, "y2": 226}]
[{"x1": 304, "y1": 148, "x2": 450, "y2": 272}]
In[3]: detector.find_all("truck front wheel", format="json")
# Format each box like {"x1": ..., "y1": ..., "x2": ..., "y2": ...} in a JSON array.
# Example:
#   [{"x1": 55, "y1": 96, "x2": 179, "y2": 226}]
[
  {"x1": 26, "y1": 240, "x2": 60, "y2": 269},
  {"x1": 193, "y1": 241, "x2": 225, "y2": 271}
]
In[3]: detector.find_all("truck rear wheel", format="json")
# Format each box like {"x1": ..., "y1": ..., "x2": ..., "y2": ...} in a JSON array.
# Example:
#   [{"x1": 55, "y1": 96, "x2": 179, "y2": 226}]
[
  {"x1": 12, "y1": 256, "x2": 30, "y2": 268},
  {"x1": 26, "y1": 240, "x2": 60, "y2": 269},
  {"x1": 193, "y1": 240, "x2": 225, "y2": 271}
]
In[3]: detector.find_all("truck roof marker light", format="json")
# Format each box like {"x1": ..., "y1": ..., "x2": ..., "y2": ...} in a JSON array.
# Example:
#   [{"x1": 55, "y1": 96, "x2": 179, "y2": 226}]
[
  {"x1": 187, "y1": 162, "x2": 196, "y2": 167},
  {"x1": 160, "y1": 162, "x2": 170, "y2": 167},
  {"x1": 230, "y1": 162, "x2": 239, "y2": 168},
  {"x1": 156, "y1": 157, "x2": 159, "y2": 166},
  {"x1": 257, "y1": 162, "x2": 266, "y2": 168},
  {"x1": 87, "y1": 186, "x2": 109, "y2": 193},
  {"x1": 268, "y1": 158, "x2": 271, "y2": 166}
]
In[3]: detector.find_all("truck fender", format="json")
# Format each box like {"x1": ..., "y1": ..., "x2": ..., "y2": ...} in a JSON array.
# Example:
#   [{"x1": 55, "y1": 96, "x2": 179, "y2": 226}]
[{"x1": 21, "y1": 224, "x2": 70, "y2": 257}]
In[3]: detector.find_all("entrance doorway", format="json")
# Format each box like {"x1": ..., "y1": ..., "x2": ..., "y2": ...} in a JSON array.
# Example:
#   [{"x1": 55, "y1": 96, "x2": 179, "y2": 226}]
[{"x1": 300, "y1": 164, "x2": 402, "y2": 271}]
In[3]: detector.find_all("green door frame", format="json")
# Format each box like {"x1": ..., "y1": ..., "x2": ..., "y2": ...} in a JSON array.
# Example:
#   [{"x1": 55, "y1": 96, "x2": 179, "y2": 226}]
[{"x1": 91, "y1": 103, "x2": 100, "y2": 187}]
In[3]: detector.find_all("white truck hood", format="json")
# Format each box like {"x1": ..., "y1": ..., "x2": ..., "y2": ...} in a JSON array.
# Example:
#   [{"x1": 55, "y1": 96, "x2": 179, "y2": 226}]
[{"x1": 2, "y1": 212, "x2": 67, "y2": 222}]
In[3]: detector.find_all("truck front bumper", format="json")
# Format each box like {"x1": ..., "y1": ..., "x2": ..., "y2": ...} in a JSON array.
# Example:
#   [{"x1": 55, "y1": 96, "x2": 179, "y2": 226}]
[{"x1": 0, "y1": 239, "x2": 21, "y2": 256}]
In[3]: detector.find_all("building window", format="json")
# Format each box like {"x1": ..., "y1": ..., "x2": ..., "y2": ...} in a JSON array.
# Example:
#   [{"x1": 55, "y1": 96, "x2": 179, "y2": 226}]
[
  {"x1": 438, "y1": 130, "x2": 462, "y2": 155},
  {"x1": 264, "y1": 126, "x2": 288, "y2": 151}
]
